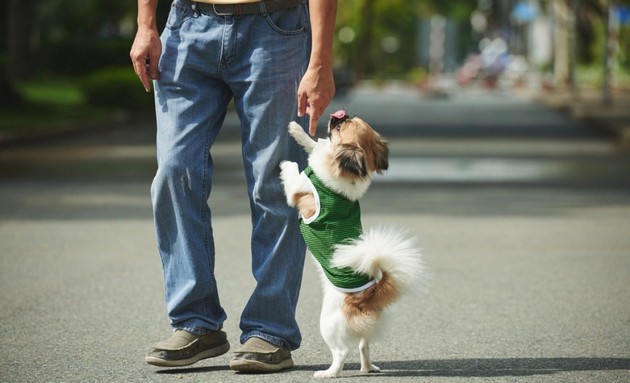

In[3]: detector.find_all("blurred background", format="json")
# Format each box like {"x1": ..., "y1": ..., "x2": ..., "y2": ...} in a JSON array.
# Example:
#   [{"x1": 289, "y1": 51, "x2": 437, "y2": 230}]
[
  {"x1": 2, "y1": 3, "x2": 630, "y2": 381},
  {"x1": 1, "y1": 0, "x2": 629, "y2": 137}
]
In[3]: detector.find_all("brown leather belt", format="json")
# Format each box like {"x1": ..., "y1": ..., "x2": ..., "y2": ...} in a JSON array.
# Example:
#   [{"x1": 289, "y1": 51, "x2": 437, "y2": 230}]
[{"x1": 189, "y1": 0, "x2": 305, "y2": 16}]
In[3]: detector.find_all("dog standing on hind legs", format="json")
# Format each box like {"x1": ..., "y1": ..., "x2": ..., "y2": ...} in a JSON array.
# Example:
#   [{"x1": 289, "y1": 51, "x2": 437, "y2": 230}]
[{"x1": 279, "y1": 111, "x2": 426, "y2": 378}]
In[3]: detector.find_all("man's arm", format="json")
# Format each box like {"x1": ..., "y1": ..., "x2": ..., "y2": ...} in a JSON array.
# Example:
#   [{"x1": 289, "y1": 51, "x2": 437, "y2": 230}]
[
  {"x1": 130, "y1": 0, "x2": 161, "y2": 92},
  {"x1": 297, "y1": 0, "x2": 338, "y2": 136}
]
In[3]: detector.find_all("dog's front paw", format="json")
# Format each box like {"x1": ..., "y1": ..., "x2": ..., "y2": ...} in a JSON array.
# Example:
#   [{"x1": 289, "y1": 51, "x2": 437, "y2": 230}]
[
  {"x1": 279, "y1": 160, "x2": 298, "y2": 173},
  {"x1": 314, "y1": 369, "x2": 339, "y2": 379},
  {"x1": 288, "y1": 121, "x2": 316, "y2": 152},
  {"x1": 288, "y1": 121, "x2": 305, "y2": 138}
]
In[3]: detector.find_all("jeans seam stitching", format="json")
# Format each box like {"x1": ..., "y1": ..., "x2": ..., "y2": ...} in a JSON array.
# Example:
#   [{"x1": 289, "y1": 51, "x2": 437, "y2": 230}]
[{"x1": 201, "y1": 123, "x2": 214, "y2": 321}]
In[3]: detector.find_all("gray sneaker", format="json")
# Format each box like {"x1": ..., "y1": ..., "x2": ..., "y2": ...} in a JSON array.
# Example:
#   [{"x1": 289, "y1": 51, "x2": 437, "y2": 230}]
[
  {"x1": 145, "y1": 329, "x2": 230, "y2": 367},
  {"x1": 229, "y1": 337, "x2": 294, "y2": 373}
]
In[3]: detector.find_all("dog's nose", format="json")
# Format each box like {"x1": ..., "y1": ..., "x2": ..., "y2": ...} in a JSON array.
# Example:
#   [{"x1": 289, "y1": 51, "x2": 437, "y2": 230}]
[{"x1": 329, "y1": 110, "x2": 349, "y2": 130}]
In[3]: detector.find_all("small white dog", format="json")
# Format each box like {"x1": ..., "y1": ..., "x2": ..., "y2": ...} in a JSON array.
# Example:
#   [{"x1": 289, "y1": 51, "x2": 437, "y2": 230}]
[{"x1": 279, "y1": 111, "x2": 425, "y2": 378}]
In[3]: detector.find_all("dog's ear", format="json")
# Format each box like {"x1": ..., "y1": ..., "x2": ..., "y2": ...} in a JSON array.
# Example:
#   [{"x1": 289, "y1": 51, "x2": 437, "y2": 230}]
[
  {"x1": 371, "y1": 136, "x2": 389, "y2": 174},
  {"x1": 334, "y1": 144, "x2": 368, "y2": 179}
]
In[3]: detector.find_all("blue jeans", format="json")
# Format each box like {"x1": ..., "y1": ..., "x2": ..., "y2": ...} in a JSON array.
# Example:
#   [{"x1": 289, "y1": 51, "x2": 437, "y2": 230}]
[{"x1": 151, "y1": 0, "x2": 309, "y2": 351}]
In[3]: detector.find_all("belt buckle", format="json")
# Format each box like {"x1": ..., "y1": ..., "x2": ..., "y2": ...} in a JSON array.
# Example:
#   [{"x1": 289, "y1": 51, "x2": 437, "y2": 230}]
[{"x1": 212, "y1": 3, "x2": 233, "y2": 16}]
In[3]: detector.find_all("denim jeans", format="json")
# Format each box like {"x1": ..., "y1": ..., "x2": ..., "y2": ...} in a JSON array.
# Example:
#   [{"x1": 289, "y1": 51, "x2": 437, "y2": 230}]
[{"x1": 151, "y1": 0, "x2": 309, "y2": 351}]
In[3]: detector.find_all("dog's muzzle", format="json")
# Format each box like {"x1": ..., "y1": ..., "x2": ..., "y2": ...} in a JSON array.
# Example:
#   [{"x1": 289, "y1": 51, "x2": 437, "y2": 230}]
[{"x1": 328, "y1": 110, "x2": 349, "y2": 133}]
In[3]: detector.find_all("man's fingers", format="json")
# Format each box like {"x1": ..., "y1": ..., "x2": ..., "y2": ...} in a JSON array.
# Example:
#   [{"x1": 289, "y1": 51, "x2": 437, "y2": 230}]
[
  {"x1": 297, "y1": 92, "x2": 307, "y2": 117},
  {"x1": 132, "y1": 59, "x2": 143, "y2": 77},
  {"x1": 132, "y1": 57, "x2": 155, "y2": 92},
  {"x1": 134, "y1": 61, "x2": 151, "y2": 92},
  {"x1": 130, "y1": 29, "x2": 161, "y2": 93},
  {"x1": 149, "y1": 51, "x2": 161, "y2": 80},
  {"x1": 309, "y1": 112, "x2": 319, "y2": 136},
  {"x1": 139, "y1": 73, "x2": 152, "y2": 92},
  {"x1": 307, "y1": 105, "x2": 323, "y2": 136}
]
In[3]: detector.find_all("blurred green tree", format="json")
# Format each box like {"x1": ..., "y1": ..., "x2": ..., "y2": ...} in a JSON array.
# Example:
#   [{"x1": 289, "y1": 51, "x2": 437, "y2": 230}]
[
  {"x1": 2, "y1": 0, "x2": 172, "y2": 80},
  {"x1": 1, "y1": 0, "x2": 625, "y2": 108},
  {"x1": 334, "y1": 0, "x2": 476, "y2": 79},
  {"x1": 1, "y1": 0, "x2": 171, "y2": 108}
]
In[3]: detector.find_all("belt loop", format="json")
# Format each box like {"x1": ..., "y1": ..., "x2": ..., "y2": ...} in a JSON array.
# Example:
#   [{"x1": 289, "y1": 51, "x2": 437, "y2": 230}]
[
  {"x1": 258, "y1": 0, "x2": 267, "y2": 15},
  {"x1": 236, "y1": 4, "x2": 242, "y2": 15}
]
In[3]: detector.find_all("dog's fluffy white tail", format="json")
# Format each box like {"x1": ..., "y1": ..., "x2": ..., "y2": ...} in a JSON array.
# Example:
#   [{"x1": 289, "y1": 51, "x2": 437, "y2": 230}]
[{"x1": 331, "y1": 226, "x2": 425, "y2": 294}]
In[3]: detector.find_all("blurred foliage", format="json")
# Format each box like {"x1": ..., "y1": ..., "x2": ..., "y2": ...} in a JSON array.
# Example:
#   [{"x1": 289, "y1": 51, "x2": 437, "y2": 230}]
[
  {"x1": 5, "y1": 0, "x2": 170, "y2": 76},
  {"x1": 334, "y1": 0, "x2": 477, "y2": 78},
  {"x1": 44, "y1": 39, "x2": 133, "y2": 75},
  {"x1": 80, "y1": 67, "x2": 154, "y2": 110},
  {"x1": 0, "y1": 78, "x2": 107, "y2": 131},
  {"x1": 0, "y1": 0, "x2": 169, "y2": 111},
  {"x1": 619, "y1": 26, "x2": 630, "y2": 70},
  {"x1": 19, "y1": 78, "x2": 84, "y2": 106},
  {"x1": 1, "y1": 0, "x2": 628, "y2": 113},
  {"x1": 34, "y1": 0, "x2": 132, "y2": 39},
  {"x1": 0, "y1": 57, "x2": 23, "y2": 107}
]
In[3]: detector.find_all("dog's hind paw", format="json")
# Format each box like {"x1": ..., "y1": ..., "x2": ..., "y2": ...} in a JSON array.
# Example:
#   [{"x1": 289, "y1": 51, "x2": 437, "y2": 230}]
[
  {"x1": 361, "y1": 364, "x2": 381, "y2": 373},
  {"x1": 314, "y1": 369, "x2": 339, "y2": 379}
]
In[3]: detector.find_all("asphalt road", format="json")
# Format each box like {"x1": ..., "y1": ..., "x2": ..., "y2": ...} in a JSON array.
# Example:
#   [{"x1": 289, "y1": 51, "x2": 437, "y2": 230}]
[{"x1": 1, "y1": 84, "x2": 629, "y2": 382}]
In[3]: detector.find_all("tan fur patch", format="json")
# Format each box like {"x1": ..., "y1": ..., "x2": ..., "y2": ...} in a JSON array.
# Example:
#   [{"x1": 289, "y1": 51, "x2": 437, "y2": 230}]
[
  {"x1": 294, "y1": 192, "x2": 316, "y2": 220},
  {"x1": 342, "y1": 272, "x2": 399, "y2": 334}
]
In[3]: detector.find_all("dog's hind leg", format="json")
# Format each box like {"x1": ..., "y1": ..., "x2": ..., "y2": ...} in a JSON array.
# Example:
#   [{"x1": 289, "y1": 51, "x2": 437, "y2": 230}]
[
  {"x1": 359, "y1": 338, "x2": 380, "y2": 373},
  {"x1": 315, "y1": 301, "x2": 351, "y2": 378},
  {"x1": 314, "y1": 346, "x2": 349, "y2": 379}
]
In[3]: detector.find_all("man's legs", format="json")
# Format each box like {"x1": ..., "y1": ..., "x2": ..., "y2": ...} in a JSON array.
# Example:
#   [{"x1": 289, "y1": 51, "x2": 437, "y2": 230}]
[
  {"x1": 147, "y1": 2, "x2": 237, "y2": 367},
  {"x1": 224, "y1": 6, "x2": 310, "y2": 372},
  {"x1": 148, "y1": 0, "x2": 311, "y2": 369},
  {"x1": 224, "y1": 5, "x2": 310, "y2": 352},
  {"x1": 151, "y1": 1, "x2": 231, "y2": 337}
]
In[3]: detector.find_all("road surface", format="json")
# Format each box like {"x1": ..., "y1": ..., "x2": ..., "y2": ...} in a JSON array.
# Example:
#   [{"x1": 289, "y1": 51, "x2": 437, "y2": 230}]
[{"x1": 1, "y1": 84, "x2": 629, "y2": 382}]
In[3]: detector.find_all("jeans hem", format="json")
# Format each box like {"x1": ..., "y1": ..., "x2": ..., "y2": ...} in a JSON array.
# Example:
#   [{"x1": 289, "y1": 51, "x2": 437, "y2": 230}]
[
  {"x1": 175, "y1": 325, "x2": 222, "y2": 337},
  {"x1": 241, "y1": 331, "x2": 297, "y2": 351}
]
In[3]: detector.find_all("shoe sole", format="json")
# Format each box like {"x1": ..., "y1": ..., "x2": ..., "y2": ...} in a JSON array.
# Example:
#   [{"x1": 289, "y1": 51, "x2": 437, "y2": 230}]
[
  {"x1": 145, "y1": 342, "x2": 230, "y2": 367},
  {"x1": 229, "y1": 358, "x2": 294, "y2": 373}
]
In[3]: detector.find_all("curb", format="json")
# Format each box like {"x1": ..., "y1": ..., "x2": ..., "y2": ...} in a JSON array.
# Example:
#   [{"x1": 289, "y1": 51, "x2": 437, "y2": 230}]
[{"x1": 533, "y1": 90, "x2": 630, "y2": 150}]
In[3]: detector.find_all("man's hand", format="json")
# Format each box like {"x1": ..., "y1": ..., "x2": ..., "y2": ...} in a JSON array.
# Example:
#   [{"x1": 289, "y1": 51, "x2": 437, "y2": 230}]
[
  {"x1": 297, "y1": 66, "x2": 335, "y2": 136},
  {"x1": 297, "y1": 0, "x2": 337, "y2": 136},
  {"x1": 130, "y1": 27, "x2": 162, "y2": 92}
]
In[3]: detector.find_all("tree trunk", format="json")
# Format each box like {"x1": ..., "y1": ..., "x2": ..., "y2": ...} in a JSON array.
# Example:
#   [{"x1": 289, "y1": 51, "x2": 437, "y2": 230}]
[
  {"x1": 7, "y1": 0, "x2": 33, "y2": 80},
  {"x1": 1, "y1": 0, "x2": 25, "y2": 107},
  {"x1": 553, "y1": 0, "x2": 572, "y2": 89},
  {"x1": 354, "y1": 0, "x2": 375, "y2": 79}
]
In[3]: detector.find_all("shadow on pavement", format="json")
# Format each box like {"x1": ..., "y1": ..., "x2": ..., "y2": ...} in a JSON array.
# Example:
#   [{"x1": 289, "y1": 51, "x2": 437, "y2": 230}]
[
  {"x1": 154, "y1": 357, "x2": 630, "y2": 378},
  {"x1": 379, "y1": 357, "x2": 630, "y2": 378},
  {"x1": 298, "y1": 357, "x2": 630, "y2": 378},
  {"x1": 155, "y1": 365, "x2": 232, "y2": 375}
]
